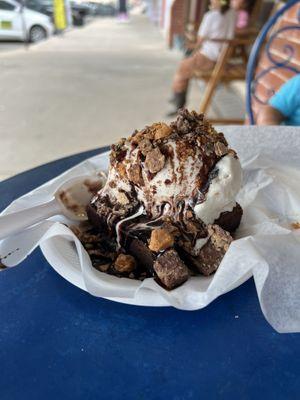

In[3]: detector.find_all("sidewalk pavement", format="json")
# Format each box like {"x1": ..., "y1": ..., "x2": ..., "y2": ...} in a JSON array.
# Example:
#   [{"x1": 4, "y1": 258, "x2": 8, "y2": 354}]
[{"x1": 0, "y1": 16, "x2": 245, "y2": 181}]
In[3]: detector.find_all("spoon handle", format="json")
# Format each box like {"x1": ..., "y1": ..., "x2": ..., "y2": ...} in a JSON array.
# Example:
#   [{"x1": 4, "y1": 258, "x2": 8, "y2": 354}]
[{"x1": 0, "y1": 199, "x2": 61, "y2": 241}]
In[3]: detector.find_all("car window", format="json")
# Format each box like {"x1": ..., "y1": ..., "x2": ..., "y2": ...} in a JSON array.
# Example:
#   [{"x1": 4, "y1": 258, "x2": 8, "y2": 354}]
[
  {"x1": 25, "y1": 0, "x2": 37, "y2": 9},
  {"x1": 0, "y1": 0, "x2": 15, "y2": 10}
]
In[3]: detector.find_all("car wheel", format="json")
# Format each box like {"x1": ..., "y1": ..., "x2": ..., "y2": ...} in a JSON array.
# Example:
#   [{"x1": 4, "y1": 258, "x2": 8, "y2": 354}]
[{"x1": 29, "y1": 26, "x2": 47, "y2": 43}]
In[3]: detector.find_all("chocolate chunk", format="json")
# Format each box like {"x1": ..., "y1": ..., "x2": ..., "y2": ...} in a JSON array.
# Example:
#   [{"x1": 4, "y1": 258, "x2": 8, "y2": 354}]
[
  {"x1": 214, "y1": 141, "x2": 228, "y2": 156},
  {"x1": 153, "y1": 249, "x2": 189, "y2": 289},
  {"x1": 128, "y1": 164, "x2": 144, "y2": 186},
  {"x1": 145, "y1": 148, "x2": 165, "y2": 174},
  {"x1": 110, "y1": 139, "x2": 126, "y2": 163},
  {"x1": 139, "y1": 138, "x2": 153, "y2": 155},
  {"x1": 171, "y1": 109, "x2": 205, "y2": 135},
  {"x1": 130, "y1": 128, "x2": 154, "y2": 145}
]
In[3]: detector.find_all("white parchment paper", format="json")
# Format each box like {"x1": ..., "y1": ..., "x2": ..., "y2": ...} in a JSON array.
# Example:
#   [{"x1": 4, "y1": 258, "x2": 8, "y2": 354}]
[{"x1": 1, "y1": 126, "x2": 300, "y2": 333}]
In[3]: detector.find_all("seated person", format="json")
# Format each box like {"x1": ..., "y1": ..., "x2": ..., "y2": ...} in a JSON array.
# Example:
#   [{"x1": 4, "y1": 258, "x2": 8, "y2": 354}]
[
  {"x1": 257, "y1": 74, "x2": 300, "y2": 126},
  {"x1": 168, "y1": 0, "x2": 236, "y2": 116},
  {"x1": 184, "y1": 0, "x2": 252, "y2": 56},
  {"x1": 231, "y1": 0, "x2": 252, "y2": 29}
]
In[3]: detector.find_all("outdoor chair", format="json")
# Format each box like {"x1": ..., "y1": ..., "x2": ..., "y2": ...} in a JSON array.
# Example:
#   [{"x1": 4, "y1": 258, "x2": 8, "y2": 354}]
[
  {"x1": 193, "y1": 32, "x2": 257, "y2": 124},
  {"x1": 188, "y1": 1, "x2": 262, "y2": 124},
  {"x1": 191, "y1": 0, "x2": 300, "y2": 124}
]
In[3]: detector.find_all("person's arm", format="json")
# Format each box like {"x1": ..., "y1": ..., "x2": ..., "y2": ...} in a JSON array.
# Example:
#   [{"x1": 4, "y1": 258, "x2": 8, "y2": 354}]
[
  {"x1": 185, "y1": 35, "x2": 204, "y2": 50},
  {"x1": 257, "y1": 105, "x2": 284, "y2": 125},
  {"x1": 259, "y1": 75, "x2": 300, "y2": 125},
  {"x1": 194, "y1": 36, "x2": 204, "y2": 48}
]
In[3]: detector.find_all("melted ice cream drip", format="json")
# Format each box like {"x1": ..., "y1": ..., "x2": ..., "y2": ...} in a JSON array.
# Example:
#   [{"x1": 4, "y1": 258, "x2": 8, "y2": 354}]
[{"x1": 115, "y1": 205, "x2": 144, "y2": 249}]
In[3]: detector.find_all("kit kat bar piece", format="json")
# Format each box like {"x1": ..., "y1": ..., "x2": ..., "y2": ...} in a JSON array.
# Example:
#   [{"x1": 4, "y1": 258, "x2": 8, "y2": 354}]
[
  {"x1": 153, "y1": 249, "x2": 189, "y2": 290},
  {"x1": 187, "y1": 225, "x2": 233, "y2": 276}
]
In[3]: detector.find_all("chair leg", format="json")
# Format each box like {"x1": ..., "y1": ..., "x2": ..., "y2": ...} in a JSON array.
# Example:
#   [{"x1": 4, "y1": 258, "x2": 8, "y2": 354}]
[
  {"x1": 199, "y1": 75, "x2": 220, "y2": 114},
  {"x1": 199, "y1": 44, "x2": 232, "y2": 115}
]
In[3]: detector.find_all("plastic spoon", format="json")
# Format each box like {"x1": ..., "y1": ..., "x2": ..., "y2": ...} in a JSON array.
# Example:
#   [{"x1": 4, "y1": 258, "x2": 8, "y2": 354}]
[{"x1": 0, "y1": 175, "x2": 105, "y2": 241}]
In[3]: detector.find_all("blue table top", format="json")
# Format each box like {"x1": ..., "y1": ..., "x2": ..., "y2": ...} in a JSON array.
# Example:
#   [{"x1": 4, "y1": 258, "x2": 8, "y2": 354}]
[{"x1": 0, "y1": 148, "x2": 299, "y2": 400}]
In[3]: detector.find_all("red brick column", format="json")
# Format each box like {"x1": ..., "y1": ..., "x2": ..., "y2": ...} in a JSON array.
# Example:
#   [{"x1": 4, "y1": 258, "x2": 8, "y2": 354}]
[{"x1": 168, "y1": 0, "x2": 187, "y2": 48}]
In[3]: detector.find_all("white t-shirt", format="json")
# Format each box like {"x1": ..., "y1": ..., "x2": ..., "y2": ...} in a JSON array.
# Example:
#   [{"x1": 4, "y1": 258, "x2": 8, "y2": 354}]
[{"x1": 198, "y1": 9, "x2": 236, "y2": 61}]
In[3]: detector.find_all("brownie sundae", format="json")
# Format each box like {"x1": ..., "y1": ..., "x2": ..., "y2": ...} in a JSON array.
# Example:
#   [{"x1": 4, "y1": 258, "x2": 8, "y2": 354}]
[{"x1": 78, "y1": 110, "x2": 243, "y2": 290}]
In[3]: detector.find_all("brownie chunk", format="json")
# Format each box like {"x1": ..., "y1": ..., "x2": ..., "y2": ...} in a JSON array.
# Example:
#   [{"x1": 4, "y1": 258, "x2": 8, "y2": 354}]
[
  {"x1": 153, "y1": 249, "x2": 189, "y2": 290},
  {"x1": 215, "y1": 203, "x2": 243, "y2": 234},
  {"x1": 129, "y1": 238, "x2": 155, "y2": 273},
  {"x1": 86, "y1": 203, "x2": 107, "y2": 232}
]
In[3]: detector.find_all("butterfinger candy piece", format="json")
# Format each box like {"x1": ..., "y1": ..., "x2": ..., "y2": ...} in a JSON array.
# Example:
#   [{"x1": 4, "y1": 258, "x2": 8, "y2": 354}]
[
  {"x1": 152, "y1": 123, "x2": 173, "y2": 140},
  {"x1": 148, "y1": 228, "x2": 174, "y2": 252},
  {"x1": 114, "y1": 254, "x2": 136, "y2": 273}
]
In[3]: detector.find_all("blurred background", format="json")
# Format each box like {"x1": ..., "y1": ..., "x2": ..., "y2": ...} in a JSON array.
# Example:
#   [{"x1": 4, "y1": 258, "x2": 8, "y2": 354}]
[{"x1": 0, "y1": 0, "x2": 290, "y2": 180}]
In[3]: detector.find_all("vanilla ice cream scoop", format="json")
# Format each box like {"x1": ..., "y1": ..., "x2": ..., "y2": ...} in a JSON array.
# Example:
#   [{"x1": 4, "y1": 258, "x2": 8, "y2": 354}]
[
  {"x1": 194, "y1": 154, "x2": 242, "y2": 224},
  {"x1": 91, "y1": 110, "x2": 242, "y2": 227}
]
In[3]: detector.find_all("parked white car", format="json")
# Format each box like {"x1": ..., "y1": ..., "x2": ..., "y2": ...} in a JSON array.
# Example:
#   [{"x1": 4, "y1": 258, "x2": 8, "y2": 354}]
[{"x1": 0, "y1": 0, "x2": 54, "y2": 42}]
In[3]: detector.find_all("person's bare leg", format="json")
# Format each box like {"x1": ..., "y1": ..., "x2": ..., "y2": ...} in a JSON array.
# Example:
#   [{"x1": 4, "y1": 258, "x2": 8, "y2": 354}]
[{"x1": 168, "y1": 52, "x2": 215, "y2": 115}]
